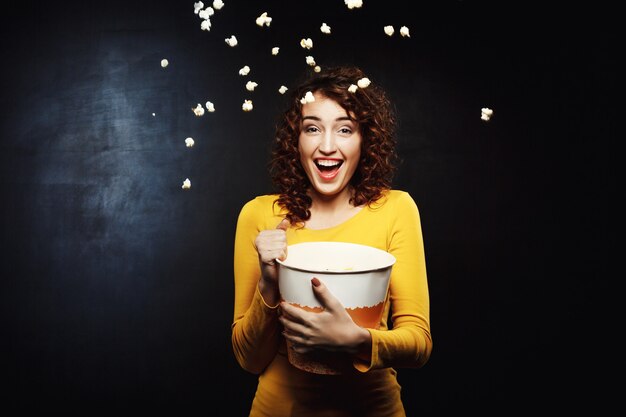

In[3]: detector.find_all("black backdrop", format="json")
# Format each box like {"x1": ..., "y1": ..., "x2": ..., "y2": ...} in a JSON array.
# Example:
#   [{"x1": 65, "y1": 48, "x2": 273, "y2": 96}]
[{"x1": 0, "y1": 0, "x2": 615, "y2": 415}]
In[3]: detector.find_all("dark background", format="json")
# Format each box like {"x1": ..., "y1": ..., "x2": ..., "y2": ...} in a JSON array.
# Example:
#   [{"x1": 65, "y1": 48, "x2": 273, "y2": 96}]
[{"x1": 0, "y1": 0, "x2": 615, "y2": 415}]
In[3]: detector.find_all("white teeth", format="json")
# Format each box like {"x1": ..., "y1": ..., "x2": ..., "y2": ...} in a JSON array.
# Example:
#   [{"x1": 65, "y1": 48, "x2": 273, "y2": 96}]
[{"x1": 317, "y1": 160, "x2": 341, "y2": 167}]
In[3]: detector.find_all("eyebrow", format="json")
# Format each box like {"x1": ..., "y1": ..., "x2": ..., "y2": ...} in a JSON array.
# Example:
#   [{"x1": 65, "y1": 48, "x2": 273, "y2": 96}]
[{"x1": 302, "y1": 116, "x2": 353, "y2": 122}]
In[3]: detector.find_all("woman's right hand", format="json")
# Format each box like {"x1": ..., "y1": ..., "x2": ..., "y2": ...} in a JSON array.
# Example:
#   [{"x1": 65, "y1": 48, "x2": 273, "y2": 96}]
[{"x1": 254, "y1": 218, "x2": 290, "y2": 303}]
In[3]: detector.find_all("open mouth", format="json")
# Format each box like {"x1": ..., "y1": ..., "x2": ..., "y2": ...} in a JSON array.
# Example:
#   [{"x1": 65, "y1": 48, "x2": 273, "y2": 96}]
[{"x1": 315, "y1": 159, "x2": 343, "y2": 172}]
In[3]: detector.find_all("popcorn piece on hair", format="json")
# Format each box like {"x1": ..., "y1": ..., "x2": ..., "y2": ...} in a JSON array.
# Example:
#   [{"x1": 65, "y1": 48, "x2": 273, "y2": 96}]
[
  {"x1": 200, "y1": 19, "x2": 211, "y2": 31},
  {"x1": 305, "y1": 56, "x2": 316, "y2": 66},
  {"x1": 384, "y1": 25, "x2": 394, "y2": 36},
  {"x1": 205, "y1": 101, "x2": 215, "y2": 112},
  {"x1": 225, "y1": 35, "x2": 238, "y2": 47},
  {"x1": 182, "y1": 178, "x2": 191, "y2": 189},
  {"x1": 344, "y1": 0, "x2": 363, "y2": 9},
  {"x1": 242, "y1": 99, "x2": 253, "y2": 111},
  {"x1": 314, "y1": 65, "x2": 321, "y2": 73},
  {"x1": 320, "y1": 23, "x2": 331, "y2": 34},
  {"x1": 481, "y1": 107, "x2": 494, "y2": 121},
  {"x1": 193, "y1": 103, "x2": 205, "y2": 116},
  {"x1": 272, "y1": 47, "x2": 280, "y2": 55},
  {"x1": 300, "y1": 91, "x2": 315, "y2": 104},
  {"x1": 348, "y1": 84, "x2": 358, "y2": 93},
  {"x1": 239, "y1": 65, "x2": 250, "y2": 76},
  {"x1": 161, "y1": 59, "x2": 169, "y2": 68},
  {"x1": 399, "y1": 26, "x2": 410, "y2": 37},
  {"x1": 300, "y1": 38, "x2": 313, "y2": 49},
  {"x1": 185, "y1": 137, "x2": 195, "y2": 147},
  {"x1": 278, "y1": 85, "x2": 288, "y2": 94},
  {"x1": 256, "y1": 12, "x2": 272, "y2": 27},
  {"x1": 213, "y1": 0, "x2": 224, "y2": 10},
  {"x1": 357, "y1": 77, "x2": 371, "y2": 88},
  {"x1": 194, "y1": 2, "x2": 204, "y2": 14},
  {"x1": 199, "y1": 7, "x2": 214, "y2": 19},
  {"x1": 246, "y1": 81, "x2": 258, "y2": 91}
]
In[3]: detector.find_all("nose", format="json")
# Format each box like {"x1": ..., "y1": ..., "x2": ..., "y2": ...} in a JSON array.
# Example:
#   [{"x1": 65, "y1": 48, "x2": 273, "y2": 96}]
[{"x1": 318, "y1": 131, "x2": 337, "y2": 154}]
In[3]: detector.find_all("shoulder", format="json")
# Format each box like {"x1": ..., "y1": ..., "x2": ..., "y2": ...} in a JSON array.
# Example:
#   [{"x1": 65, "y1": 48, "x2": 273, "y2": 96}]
[
  {"x1": 240, "y1": 194, "x2": 286, "y2": 215},
  {"x1": 379, "y1": 190, "x2": 424, "y2": 234},
  {"x1": 387, "y1": 189, "x2": 417, "y2": 204},
  {"x1": 238, "y1": 194, "x2": 286, "y2": 227},
  {"x1": 241, "y1": 194, "x2": 278, "y2": 210},
  {"x1": 371, "y1": 189, "x2": 419, "y2": 211}
]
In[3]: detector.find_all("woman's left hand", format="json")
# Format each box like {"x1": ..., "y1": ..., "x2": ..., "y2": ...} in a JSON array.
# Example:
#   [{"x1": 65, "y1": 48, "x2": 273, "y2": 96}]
[{"x1": 279, "y1": 277, "x2": 371, "y2": 354}]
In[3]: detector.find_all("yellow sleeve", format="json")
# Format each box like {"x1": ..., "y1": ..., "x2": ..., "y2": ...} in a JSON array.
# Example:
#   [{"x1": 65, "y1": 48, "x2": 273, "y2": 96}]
[
  {"x1": 231, "y1": 197, "x2": 282, "y2": 374},
  {"x1": 355, "y1": 191, "x2": 433, "y2": 372}
]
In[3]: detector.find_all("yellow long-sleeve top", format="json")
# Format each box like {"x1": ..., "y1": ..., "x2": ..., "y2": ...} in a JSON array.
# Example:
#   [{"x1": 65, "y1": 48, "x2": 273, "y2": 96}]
[{"x1": 232, "y1": 190, "x2": 432, "y2": 417}]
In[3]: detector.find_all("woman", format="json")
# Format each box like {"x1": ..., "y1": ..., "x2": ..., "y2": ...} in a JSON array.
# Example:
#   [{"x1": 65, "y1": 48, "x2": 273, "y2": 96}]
[{"x1": 232, "y1": 66, "x2": 432, "y2": 416}]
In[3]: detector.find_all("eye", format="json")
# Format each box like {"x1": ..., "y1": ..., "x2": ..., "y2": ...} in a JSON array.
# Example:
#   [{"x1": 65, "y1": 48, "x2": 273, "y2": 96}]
[
  {"x1": 338, "y1": 127, "x2": 353, "y2": 135},
  {"x1": 304, "y1": 125, "x2": 320, "y2": 134}
]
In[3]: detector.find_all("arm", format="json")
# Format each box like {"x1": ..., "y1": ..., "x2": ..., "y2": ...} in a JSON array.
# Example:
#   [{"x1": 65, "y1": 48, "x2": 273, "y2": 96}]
[
  {"x1": 231, "y1": 199, "x2": 283, "y2": 374},
  {"x1": 355, "y1": 191, "x2": 433, "y2": 372}
]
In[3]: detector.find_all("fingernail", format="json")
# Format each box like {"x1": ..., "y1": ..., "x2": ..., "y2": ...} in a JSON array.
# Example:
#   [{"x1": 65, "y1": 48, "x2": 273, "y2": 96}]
[{"x1": 311, "y1": 277, "x2": 321, "y2": 287}]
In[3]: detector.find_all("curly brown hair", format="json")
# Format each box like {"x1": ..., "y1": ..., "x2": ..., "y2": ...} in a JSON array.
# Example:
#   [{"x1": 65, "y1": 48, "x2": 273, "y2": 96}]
[{"x1": 269, "y1": 66, "x2": 398, "y2": 225}]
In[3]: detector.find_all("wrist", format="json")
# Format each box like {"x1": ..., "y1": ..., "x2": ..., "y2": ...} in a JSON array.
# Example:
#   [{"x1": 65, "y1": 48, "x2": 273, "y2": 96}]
[
  {"x1": 354, "y1": 327, "x2": 372, "y2": 360},
  {"x1": 258, "y1": 277, "x2": 280, "y2": 307}
]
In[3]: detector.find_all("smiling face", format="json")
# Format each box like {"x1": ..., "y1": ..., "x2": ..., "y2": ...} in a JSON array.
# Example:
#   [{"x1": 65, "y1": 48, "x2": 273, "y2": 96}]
[{"x1": 298, "y1": 93, "x2": 362, "y2": 201}]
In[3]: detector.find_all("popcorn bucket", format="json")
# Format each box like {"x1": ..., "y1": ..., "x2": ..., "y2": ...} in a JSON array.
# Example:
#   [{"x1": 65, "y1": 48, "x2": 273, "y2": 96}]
[{"x1": 277, "y1": 242, "x2": 396, "y2": 374}]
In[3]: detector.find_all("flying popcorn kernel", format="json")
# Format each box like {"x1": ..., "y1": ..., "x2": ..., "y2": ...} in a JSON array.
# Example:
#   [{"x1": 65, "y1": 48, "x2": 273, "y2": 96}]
[
  {"x1": 357, "y1": 77, "x2": 371, "y2": 88},
  {"x1": 182, "y1": 178, "x2": 191, "y2": 189},
  {"x1": 348, "y1": 84, "x2": 358, "y2": 93},
  {"x1": 199, "y1": 7, "x2": 214, "y2": 19},
  {"x1": 205, "y1": 101, "x2": 215, "y2": 112},
  {"x1": 213, "y1": 0, "x2": 224, "y2": 10},
  {"x1": 305, "y1": 56, "x2": 316, "y2": 66},
  {"x1": 225, "y1": 35, "x2": 238, "y2": 47},
  {"x1": 320, "y1": 23, "x2": 331, "y2": 34},
  {"x1": 242, "y1": 99, "x2": 253, "y2": 111},
  {"x1": 399, "y1": 26, "x2": 410, "y2": 37},
  {"x1": 256, "y1": 12, "x2": 272, "y2": 27},
  {"x1": 278, "y1": 85, "x2": 288, "y2": 94},
  {"x1": 192, "y1": 103, "x2": 205, "y2": 116},
  {"x1": 246, "y1": 81, "x2": 258, "y2": 91},
  {"x1": 194, "y1": 2, "x2": 204, "y2": 14},
  {"x1": 300, "y1": 38, "x2": 313, "y2": 49},
  {"x1": 200, "y1": 19, "x2": 211, "y2": 31},
  {"x1": 481, "y1": 107, "x2": 494, "y2": 121},
  {"x1": 152, "y1": 112, "x2": 156, "y2": 116},
  {"x1": 314, "y1": 66, "x2": 321, "y2": 73},
  {"x1": 300, "y1": 91, "x2": 315, "y2": 104},
  {"x1": 185, "y1": 137, "x2": 195, "y2": 147},
  {"x1": 239, "y1": 65, "x2": 250, "y2": 76},
  {"x1": 272, "y1": 47, "x2": 280, "y2": 55},
  {"x1": 161, "y1": 59, "x2": 169, "y2": 68},
  {"x1": 345, "y1": 0, "x2": 363, "y2": 9},
  {"x1": 384, "y1": 26, "x2": 394, "y2": 36}
]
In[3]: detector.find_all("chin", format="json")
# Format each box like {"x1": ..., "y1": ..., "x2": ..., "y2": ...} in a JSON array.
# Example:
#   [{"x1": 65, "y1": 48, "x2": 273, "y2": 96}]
[{"x1": 310, "y1": 182, "x2": 348, "y2": 197}]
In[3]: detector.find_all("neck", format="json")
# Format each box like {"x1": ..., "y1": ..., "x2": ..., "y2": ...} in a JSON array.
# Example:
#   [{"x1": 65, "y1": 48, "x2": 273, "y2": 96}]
[
  {"x1": 308, "y1": 187, "x2": 354, "y2": 213},
  {"x1": 304, "y1": 187, "x2": 363, "y2": 230}
]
